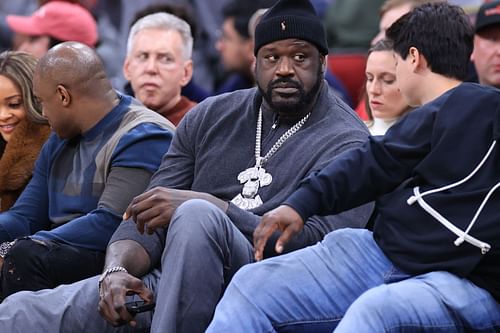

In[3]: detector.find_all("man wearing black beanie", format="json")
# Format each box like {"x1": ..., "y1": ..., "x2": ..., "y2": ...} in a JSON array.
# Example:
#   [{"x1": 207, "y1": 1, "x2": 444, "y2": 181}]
[
  {"x1": 0, "y1": 1, "x2": 372, "y2": 332},
  {"x1": 254, "y1": 0, "x2": 329, "y2": 55}
]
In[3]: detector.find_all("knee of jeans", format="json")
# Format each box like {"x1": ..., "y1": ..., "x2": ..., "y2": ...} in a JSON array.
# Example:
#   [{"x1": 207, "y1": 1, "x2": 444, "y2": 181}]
[
  {"x1": 231, "y1": 263, "x2": 253, "y2": 282},
  {"x1": 324, "y1": 228, "x2": 371, "y2": 246},
  {"x1": 230, "y1": 262, "x2": 273, "y2": 296},
  {"x1": 350, "y1": 284, "x2": 396, "y2": 315},
  {"x1": 170, "y1": 199, "x2": 225, "y2": 233},
  {"x1": 6, "y1": 239, "x2": 39, "y2": 260},
  {"x1": 3, "y1": 239, "x2": 43, "y2": 273}
]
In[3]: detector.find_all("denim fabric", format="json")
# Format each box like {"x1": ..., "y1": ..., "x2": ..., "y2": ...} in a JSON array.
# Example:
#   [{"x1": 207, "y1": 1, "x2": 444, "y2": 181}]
[{"x1": 207, "y1": 229, "x2": 500, "y2": 332}]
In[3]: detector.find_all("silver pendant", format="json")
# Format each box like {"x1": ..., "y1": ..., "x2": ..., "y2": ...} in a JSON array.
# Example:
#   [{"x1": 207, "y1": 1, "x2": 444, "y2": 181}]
[
  {"x1": 231, "y1": 166, "x2": 273, "y2": 210},
  {"x1": 231, "y1": 193, "x2": 264, "y2": 210}
]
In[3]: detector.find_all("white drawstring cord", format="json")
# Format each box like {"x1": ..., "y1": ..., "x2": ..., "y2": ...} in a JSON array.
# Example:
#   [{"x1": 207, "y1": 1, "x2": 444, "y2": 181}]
[
  {"x1": 454, "y1": 182, "x2": 500, "y2": 247},
  {"x1": 407, "y1": 141, "x2": 497, "y2": 254},
  {"x1": 407, "y1": 141, "x2": 497, "y2": 205},
  {"x1": 410, "y1": 187, "x2": 491, "y2": 254}
]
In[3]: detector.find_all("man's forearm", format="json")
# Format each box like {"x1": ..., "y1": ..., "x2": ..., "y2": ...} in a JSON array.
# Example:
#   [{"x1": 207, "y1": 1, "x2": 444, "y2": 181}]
[
  {"x1": 200, "y1": 192, "x2": 229, "y2": 213},
  {"x1": 104, "y1": 240, "x2": 151, "y2": 277}
]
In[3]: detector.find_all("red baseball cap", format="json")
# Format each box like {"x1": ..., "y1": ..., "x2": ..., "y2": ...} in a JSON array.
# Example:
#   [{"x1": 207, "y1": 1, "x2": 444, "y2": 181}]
[{"x1": 6, "y1": 1, "x2": 98, "y2": 47}]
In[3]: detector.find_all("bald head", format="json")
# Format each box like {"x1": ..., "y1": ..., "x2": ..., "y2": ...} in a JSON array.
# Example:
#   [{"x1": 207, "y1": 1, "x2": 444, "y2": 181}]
[
  {"x1": 33, "y1": 42, "x2": 119, "y2": 139},
  {"x1": 37, "y1": 41, "x2": 112, "y2": 97}
]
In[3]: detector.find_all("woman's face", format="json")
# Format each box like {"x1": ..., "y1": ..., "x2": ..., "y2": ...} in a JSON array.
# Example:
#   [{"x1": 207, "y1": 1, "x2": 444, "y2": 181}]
[
  {"x1": 0, "y1": 75, "x2": 27, "y2": 142},
  {"x1": 365, "y1": 50, "x2": 409, "y2": 120}
]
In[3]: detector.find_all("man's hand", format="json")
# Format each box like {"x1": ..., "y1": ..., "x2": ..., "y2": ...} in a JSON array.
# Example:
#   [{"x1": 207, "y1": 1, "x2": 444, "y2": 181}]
[
  {"x1": 98, "y1": 271, "x2": 154, "y2": 327},
  {"x1": 123, "y1": 187, "x2": 184, "y2": 234},
  {"x1": 123, "y1": 187, "x2": 229, "y2": 235},
  {"x1": 253, "y1": 205, "x2": 304, "y2": 261}
]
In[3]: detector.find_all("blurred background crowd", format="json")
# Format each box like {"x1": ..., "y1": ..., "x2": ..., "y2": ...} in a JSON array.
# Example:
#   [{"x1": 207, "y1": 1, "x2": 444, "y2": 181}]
[{"x1": 0, "y1": 0, "x2": 486, "y2": 112}]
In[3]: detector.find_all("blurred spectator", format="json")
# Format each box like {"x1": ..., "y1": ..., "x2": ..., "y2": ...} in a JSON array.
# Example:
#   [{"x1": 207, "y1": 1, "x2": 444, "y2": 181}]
[
  {"x1": 126, "y1": 4, "x2": 209, "y2": 103},
  {"x1": 310, "y1": 0, "x2": 333, "y2": 18},
  {"x1": 92, "y1": 0, "x2": 231, "y2": 94},
  {"x1": 471, "y1": 0, "x2": 500, "y2": 88},
  {"x1": 214, "y1": 1, "x2": 268, "y2": 94},
  {"x1": 364, "y1": 39, "x2": 411, "y2": 135},
  {"x1": 372, "y1": 0, "x2": 439, "y2": 45},
  {"x1": 6, "y1": 1, "x2": 97, "y2": 58},
  {"x1": 0, "y1": 51, "x2": 50, "y2": 211},
  {"x1": 450, "y1": 0, "x2": 484, "y2": 17},
  {"x1": 124, "y1": 12, "x2": 196, "y2": 126},
  {"x1": 324, "y1": 0, "x2": 384, "y2": 50},
  {"x1": 0, "y1": 1, "x2": 38, "y2": 51}
]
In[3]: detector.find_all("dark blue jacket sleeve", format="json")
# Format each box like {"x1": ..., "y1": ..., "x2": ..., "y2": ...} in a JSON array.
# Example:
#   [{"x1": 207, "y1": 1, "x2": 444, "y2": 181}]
[
  {"x1": 0, "y1": 140, "x2": 52, "y2": 241},
  {"x1": 285, "y1": 107, "x2": 436, "y2": 221}
]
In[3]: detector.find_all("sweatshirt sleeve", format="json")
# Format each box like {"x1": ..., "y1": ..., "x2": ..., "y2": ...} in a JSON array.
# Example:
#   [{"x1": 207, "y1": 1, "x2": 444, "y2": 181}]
[
  {"x1": 33, "y1": 124, "x2": 172, "y2": 251},
  {"x1": 107, "y1": 110, "x2": 196, "y2": 265},
  {"x1": 32, "y1": 167, "x2": 154, "y2": 251},
  {"x1": 227, "y1": 199, "x2": 373, "y2": 257},
  {"x1": 285, "y1": 107, "x2": 436, "y2": 221}
]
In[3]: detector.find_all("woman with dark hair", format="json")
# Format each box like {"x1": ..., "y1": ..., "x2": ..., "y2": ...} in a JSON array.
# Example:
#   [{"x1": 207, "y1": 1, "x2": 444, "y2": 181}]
[
  {"x1": 0, "y1": 51, "x2": 51, "y2": 211},
  {"x1": 364, "y1": 39, "x2": 412, "y2": 135}
]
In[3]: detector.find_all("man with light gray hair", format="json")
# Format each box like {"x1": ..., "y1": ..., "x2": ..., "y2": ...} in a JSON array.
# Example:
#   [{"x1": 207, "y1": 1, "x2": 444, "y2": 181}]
[{"x1": 124, "y1": 12, "x2": 196, "y2": 126}]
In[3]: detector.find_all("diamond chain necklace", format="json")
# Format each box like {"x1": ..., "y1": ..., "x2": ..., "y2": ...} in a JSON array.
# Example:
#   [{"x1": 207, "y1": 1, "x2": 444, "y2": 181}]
[
  {"x1": 230, "y1": 107, "x2": 311, "y2": 210},
  {"x1": 255, "y1": 107, "x2": 311, "y2": 167}
]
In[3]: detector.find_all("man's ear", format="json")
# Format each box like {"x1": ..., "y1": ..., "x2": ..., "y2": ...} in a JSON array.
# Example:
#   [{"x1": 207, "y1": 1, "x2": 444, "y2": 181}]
[
  {"x1": 123, "y1": 57, "x2": 132, "y2": 81},
  {"x1": 470, "y1": 39, "x2": 477, "y2": 62},
  {"x1": 320, "y1": 54, "x2": 327, "y2": 73},
  {"x1": 180, "y1": 59, "x2": 193, "y2": 87},
  {"x1": 409, "y1": 46, "x2": 428, "y2": 72},
  {"x1": 246, "y1": 39, "x2": 256, "y2": 64},
  {"x1": 56, "y1": 84, "x2": 71, "y2": 106}
]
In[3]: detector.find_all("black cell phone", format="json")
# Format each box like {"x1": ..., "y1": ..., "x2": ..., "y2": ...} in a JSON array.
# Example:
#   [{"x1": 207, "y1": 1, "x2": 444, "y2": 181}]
[{"x1": 125, "y1": 300, "x2": 156, "y2": 314}]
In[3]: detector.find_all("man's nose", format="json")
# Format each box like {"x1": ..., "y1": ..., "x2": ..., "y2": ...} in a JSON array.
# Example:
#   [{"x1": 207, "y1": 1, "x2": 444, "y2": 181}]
[
  {"x1": 145, "y1": 57, "x2": 158, "y2": 72},
  {"x1": 276, "y1": 57, "x2": 294, "y2": 76}
]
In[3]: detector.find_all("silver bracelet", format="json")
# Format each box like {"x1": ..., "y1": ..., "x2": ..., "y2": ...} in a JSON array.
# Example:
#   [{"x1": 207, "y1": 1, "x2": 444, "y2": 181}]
[
  {"x1": 98, "y1": 266, "x2": 128, "y2": 295},
  {"x1": 0, "y1": 241, "x2": 15, "y2": 259}
]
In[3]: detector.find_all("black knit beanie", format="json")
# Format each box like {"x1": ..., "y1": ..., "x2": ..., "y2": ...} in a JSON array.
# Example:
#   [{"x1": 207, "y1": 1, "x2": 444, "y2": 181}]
[{"x1": 254, "y1": 0, "x2": 328, "y2": 55}]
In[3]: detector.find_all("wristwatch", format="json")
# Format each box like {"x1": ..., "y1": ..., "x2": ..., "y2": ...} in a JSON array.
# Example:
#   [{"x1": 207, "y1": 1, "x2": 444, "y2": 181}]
[{"x1": 98, "y1": 266, "x2": 128, "y2": 295}]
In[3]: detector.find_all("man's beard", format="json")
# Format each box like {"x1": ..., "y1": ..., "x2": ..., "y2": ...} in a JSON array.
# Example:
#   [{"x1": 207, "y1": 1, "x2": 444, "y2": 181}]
[{"x1": 258, "y1": 66, "x2": 323, "y2": 117}]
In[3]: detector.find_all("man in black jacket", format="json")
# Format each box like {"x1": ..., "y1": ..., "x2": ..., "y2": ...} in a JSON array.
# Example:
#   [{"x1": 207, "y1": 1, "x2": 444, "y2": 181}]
[{"x1": 207, "y1": 3, "x2": 500, "y2": 332}]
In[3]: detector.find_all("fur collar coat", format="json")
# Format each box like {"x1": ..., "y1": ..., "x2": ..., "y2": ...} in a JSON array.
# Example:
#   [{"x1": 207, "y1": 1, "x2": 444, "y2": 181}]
[{"x1": 0, "y1": 119, "x2": 51, "y2": 211}]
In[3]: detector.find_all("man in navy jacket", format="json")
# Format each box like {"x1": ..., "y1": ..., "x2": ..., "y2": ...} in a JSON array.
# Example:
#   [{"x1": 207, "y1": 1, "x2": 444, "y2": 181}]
[{"x1": 207, "y1": 3, "x2": 500, "y2": 332}]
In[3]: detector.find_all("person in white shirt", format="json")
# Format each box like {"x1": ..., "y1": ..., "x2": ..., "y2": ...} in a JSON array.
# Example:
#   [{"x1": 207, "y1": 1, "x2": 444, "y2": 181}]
[{"x1": 364, "y1": 39, "x2": 411, "y2": 135}]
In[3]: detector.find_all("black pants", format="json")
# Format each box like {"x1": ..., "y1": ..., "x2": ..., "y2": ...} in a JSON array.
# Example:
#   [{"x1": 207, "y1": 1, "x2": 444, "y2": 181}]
[{"x1": 1, "y1": 238, "x2": 104, "y2": 299}]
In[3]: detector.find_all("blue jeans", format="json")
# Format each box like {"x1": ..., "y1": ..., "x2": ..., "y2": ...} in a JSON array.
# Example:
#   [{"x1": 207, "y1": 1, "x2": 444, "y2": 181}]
[{"x1": 206, "y1": 229, "x2": 500, "y2": 332}]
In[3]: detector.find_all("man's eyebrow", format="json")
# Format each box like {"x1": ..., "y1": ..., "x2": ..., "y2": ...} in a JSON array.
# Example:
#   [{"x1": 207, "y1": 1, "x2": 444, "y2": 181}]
[{"x1": 290, "y1": 40, "x2": 309, "y2": 46}]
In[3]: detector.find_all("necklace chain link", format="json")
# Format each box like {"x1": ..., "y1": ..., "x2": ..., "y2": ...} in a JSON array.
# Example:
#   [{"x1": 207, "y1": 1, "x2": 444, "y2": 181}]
[{"x1": 255, "y1": 107, "x2": 310, "y2": 167}]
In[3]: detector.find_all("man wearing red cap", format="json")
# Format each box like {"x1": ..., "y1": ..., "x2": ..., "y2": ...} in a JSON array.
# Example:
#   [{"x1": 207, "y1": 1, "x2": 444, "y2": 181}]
[{"x1": 6, "y1": 1, "x2": 97, "y2": 58}]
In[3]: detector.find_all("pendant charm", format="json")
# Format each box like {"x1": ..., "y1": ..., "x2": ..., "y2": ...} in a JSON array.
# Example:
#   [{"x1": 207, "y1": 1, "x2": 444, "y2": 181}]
[
  {"x1": 231, "y1": 166, "x2": 273, "y2": 210},
  {"x1": 231, "y1": 193, "x2": 264, "y2": 210}
]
